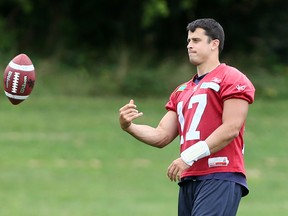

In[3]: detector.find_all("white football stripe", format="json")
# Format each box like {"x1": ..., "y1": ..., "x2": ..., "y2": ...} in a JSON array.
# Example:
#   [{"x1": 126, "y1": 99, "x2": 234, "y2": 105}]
[
  {"x1": 9, "y1": 61, "x2": 34, "y2": 71},
  {"x1": 4, "y1": 91, "x2": 29, "y2": 100}
]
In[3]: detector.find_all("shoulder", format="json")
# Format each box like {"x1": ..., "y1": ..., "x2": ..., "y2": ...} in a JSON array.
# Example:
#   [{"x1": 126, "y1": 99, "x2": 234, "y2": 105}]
[
  {"x1": 169, "y1": 80, "x2": 194, "y2": 99},
  {"x1": 215, "y1": 64, "x2": 255, "y2": 103},
  {"x1": 220, "y1": 64, "x2": 251, "y2": 82},
  {"x1": 210, "y1": 64, "x2": 254, "y2": 91},
  {"x1": 166, "y1": 80, "x2": 194, "y2": 111},
  {"x1": 173, "y1": 80, "x2": 191, "y2": 92}
]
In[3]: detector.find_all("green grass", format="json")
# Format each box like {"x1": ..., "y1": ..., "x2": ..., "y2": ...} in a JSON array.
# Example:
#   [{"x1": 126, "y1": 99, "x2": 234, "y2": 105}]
[
  {"x1": 0, "y1": 94, "x2": 287, "y2": 215},
  {"x1": 238, "y1": 99, "x2": 288, "y2": 215}
]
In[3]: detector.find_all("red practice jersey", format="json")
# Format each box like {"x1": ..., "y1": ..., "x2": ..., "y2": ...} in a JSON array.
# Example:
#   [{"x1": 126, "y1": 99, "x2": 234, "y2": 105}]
[{"x1": 166, "y1": 64, "x2": 255, "y2": 178}]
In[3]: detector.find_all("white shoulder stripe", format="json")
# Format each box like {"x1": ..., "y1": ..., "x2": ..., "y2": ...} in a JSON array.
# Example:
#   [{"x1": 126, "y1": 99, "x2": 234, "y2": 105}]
[
  {"x1": 9, "y1": 61, "x2": 34, "y2": 71},
  {"x1": 200, "y1": 82, "x2": 220, "y2": 92},
  {"x1": 4, "y1": 91, "x2": 29, "y2": 100}
]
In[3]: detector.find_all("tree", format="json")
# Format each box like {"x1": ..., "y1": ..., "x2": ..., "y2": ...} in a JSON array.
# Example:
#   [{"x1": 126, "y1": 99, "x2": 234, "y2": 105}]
[{"x1": 0, "y1": 0, "x2": 287, "y2": 65}]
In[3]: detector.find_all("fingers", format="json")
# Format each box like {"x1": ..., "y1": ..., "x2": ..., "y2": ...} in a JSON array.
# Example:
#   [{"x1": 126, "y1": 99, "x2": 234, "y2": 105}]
[
  {"x1": 119, "y1": 100, "x2": 143, "y2": 118},
  {"x1": 167, "y1": 163, "x2": 180, "y2": 182},
  {"x1": 119, "y1": 99, "x2": 138, "y2": 112},
  {"x1": 167, "y1": 158, "x2": 191, "y2": 182},
  {"x1": 119, "y1": 99, "x2": 143, "y2": 130}
]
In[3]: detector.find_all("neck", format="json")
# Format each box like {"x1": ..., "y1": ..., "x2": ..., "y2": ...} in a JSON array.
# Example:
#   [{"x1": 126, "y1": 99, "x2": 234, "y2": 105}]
[{"x1": 196, "y1": 61, "x2": 221, "y2": 76}]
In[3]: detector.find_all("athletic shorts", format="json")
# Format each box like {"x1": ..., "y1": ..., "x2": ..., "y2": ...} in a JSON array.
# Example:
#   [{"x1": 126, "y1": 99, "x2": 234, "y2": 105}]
[{"x1": 178, "y1": 178, "x2": 242, "y2": 216}]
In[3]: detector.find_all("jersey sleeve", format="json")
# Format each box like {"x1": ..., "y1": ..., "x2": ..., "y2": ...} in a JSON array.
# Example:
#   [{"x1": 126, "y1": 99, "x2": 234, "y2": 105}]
[
  {"x1": 220, "y1": 68, "x2": 255, "y2": 104},
  {"x1": 165, "y1": 89, "x2": 177, "y2": 112}
]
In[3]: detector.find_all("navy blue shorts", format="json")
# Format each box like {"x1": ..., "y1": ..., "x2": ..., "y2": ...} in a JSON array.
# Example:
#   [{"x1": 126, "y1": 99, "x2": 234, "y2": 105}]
[{"x1": 178, "y1": 178, "x2": 242, "y2": 216}]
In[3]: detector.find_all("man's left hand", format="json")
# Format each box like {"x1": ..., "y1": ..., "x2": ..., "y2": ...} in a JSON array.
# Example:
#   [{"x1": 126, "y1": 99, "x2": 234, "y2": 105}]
[{"x1": 167, "y1": 158, "x2": 191, "y2": 182}]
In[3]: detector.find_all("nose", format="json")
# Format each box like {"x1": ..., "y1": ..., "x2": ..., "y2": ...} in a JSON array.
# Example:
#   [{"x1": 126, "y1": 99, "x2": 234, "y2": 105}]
[{"x1": 187, "y1": 41, "x2": 192, "y2": 49}]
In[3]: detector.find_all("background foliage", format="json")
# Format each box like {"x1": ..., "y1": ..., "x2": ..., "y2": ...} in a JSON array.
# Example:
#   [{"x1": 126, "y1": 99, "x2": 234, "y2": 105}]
[{"x1": 0, "y1": 0, "x2": 287, "y2": 98}]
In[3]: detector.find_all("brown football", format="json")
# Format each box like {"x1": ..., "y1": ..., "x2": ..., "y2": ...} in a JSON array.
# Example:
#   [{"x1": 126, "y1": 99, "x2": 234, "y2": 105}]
[{"x1": 3, "y1": 54, "x2": 36, "y2": 105}]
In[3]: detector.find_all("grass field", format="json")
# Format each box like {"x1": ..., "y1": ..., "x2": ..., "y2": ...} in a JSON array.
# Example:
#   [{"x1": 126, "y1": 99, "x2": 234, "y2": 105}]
[{"x1": 0, "y1": 94, "x2": 287, "y2": 215}]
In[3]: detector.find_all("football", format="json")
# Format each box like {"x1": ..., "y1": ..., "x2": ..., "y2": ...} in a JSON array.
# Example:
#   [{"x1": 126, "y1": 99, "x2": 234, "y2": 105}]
[{"x1": 3, "y1": 54, "x2": 36, "y2": 105}]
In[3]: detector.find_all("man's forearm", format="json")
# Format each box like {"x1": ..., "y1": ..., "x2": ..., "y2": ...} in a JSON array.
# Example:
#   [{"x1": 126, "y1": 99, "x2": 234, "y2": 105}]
[{"x1": 124, "y1": 123, "x2": 173, "y2": 148}]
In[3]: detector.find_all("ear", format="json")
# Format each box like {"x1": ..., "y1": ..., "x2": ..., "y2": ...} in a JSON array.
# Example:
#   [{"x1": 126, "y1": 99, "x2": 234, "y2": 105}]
[{"x1": 211, "y1": 39, "x2": 220, "y2": 51}]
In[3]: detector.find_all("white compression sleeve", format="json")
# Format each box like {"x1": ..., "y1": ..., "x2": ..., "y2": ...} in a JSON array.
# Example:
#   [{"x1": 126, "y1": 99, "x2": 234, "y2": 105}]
[{"x1": 180, "y1": 141, "x2": 210, "y2": 166}]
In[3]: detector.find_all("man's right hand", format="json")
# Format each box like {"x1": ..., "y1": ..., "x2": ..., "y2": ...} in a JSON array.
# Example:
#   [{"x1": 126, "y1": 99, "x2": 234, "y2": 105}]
[{"x1": 119, "y1": 99, "x2": 143, "y2": 130}]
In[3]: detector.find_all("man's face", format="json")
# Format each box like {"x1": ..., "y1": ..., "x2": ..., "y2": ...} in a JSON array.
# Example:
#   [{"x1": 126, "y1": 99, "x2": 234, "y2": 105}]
[{"x1": 187, "y1": 28, "x2": 215, "y2": 65}]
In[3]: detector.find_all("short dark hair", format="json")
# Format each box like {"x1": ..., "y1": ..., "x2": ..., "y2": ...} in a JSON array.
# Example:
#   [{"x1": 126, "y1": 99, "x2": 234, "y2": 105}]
[{"x1": 187, "y1": 18, "x2": 225, "y2": 53}]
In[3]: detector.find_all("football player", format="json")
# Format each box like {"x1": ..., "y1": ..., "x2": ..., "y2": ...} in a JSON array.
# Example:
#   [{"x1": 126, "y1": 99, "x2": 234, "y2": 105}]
[{"x1": 119, "y1": 18, "x2": 255, "y2": 216}]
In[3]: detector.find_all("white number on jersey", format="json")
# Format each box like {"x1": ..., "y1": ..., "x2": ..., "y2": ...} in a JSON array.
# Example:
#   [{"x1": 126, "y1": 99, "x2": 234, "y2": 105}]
[{"x1": 177, "y1": 94, "x2": 207, "y2": 144}]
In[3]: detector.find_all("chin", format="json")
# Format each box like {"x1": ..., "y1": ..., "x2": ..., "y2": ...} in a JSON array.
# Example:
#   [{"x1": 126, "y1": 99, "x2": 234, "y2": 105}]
[{"x1": 189, "y1": 59, "x2": 199, "y2": 66}]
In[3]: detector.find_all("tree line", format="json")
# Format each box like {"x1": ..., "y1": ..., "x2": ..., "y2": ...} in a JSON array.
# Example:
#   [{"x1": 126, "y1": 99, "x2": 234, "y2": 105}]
[{"x1": 0, "y1": 0, "x2": 287, "y2": 71}]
